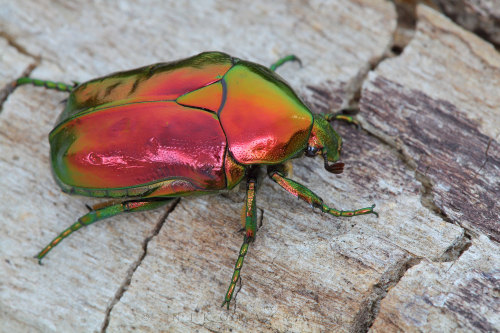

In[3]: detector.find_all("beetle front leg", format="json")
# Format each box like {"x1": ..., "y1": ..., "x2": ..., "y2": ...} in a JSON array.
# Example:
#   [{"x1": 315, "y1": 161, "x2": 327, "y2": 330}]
[
  {"x1": 221, "y1": 178, "x2": 257, "y2": 309},
  {"x1": 36, "y1": 198, "x2": 174, "y2": 263},
  {"x1": 268, "y1": 168, "x2": 378, "y2": 218}
]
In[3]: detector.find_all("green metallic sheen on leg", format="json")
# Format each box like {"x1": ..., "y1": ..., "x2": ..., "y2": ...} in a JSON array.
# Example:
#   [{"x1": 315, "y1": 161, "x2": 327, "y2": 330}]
[
  {"x1": 269, "y1": 54, "x2": 302, "y2": 72},
  {"x1": 15, "y1": 77, "x2": 76, "y2": 92},
  {"x1": 244, "y1": 181, "x2": 257, "y2": 238},
  {"x1": 322, "y1": 203, "x2": 378, "y2": 217},
  {"x1": 269, "y1": 170, "x2": 377, "y2": 218},
  {"x1": 222, "y1": 179, "x2": 257, "y2": 309},
  {"x1": 324, "y1": 109, "x2": 360, "y2": 128},
  {"x1": 36, "y1": 199, "x2": 173, "y2": 263},
  {"x1": 221, "y1": 236, "x2": 251, "y2": 309}
]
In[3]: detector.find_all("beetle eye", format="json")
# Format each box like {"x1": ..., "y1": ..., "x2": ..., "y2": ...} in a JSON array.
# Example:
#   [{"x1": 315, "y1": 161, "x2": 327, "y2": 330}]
[{"x1": 306, "y1": 146, "x2": 318, "y2": 157}]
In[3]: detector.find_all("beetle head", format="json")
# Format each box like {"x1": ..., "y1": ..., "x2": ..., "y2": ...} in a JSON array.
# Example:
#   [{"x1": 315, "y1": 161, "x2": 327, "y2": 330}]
[{"x1": 306, "y1": 114, "x2": 344, "y2": 174}]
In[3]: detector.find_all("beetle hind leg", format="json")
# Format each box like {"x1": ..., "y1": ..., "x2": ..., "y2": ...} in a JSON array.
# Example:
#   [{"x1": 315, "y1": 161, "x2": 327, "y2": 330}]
[
  {"x1": 14, "y1": 77, "x2": 77, "y2": 92},
  {"x1": 268, "y1": 168, "x2": 378, "y2": 218},
  {"x1": 36, "y1": 198, "x2": 175, "y2": 263},
  {"x1": 221, "y1": 177, "x2": 257, "y2": 309}
]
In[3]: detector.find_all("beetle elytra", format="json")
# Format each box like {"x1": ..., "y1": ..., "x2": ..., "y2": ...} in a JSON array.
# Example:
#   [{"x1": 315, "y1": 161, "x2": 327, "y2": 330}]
[{"x1": 14, "y1": 52, "x2": 377, "y2": 308}]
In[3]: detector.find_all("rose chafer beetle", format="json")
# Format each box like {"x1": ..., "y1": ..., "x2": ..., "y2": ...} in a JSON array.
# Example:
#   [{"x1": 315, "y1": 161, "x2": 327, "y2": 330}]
[{"x1": 14, "y1": 51, "x2": 377, "y2": 308}]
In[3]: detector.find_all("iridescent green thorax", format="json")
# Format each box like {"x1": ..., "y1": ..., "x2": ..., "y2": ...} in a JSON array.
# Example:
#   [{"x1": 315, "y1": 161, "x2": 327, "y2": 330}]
[{"x1": 308, "y1": 114, "x2": 342, "y2": 161}]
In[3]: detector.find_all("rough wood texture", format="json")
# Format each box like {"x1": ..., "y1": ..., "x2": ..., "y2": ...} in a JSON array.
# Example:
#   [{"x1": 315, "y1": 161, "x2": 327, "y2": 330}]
[
  {"x1": 361, "y1": 5, "x2": 500, "y2": 242},
  {"x1": 391, "y1": 0, "x2": 439, "y2": 52},
  {"x1": 434, "y1": 0, "x2": 500, "y2": 48},
  {"x1": 0, "y1": 1, "x2": 498, "y2": 332},
  {"x1": 370, "y1": 235, "x2": 500, "y2": 332},
  {"x1": 361, "y1": 5, "x2": 500, "y2": 332}
]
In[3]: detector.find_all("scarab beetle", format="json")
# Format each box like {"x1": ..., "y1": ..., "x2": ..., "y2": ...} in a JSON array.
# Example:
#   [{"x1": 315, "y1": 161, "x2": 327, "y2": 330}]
[{"x1": 14, "y1": 51, "x2": 377, "y2": 308}]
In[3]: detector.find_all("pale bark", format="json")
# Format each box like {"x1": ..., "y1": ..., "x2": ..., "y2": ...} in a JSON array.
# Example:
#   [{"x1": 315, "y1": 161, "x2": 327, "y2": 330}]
[{"x1": 1, "y1": 1, "x2": 498, "y2": 332}]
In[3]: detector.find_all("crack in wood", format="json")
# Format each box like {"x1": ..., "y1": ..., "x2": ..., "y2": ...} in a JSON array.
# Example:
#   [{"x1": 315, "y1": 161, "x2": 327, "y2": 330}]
[
  {"x1": 415, "y1": 171, "x2": 453, "y2": 224},
  {"x1": 326, "y1": 0, "x2": 422, "y2": 116},
  {"x1": 100, "y1": 198, "x2": 180, "y2": 332},
  {"x1": 353, "y1": 10, "x2": 500, "y2": 322},
  {"x1": 0, "y1": 32, "x2": 41, "y2": 113},
  {"x1": 0, "y1": 62, "x2": 38, "y2": 113},
  {"x1": 439, "y1": 231, "x2": 472, "y2": 263},
  {"x1": 359, "y1": 121, "x2": 472, "y2": 242},
  {"x1": 356, "y1": 256, "x2": 422, "y2": 333},
  {"x1": 0, "y1": 31, "x2": 39, "y2": 60},
  {"x1": 318, "y1": 1, "x2": 416, "y2": 115},
  {"x1": 361, "y1": 74, "x2": 499, "y2": 241},
  {"x1": 474, "y1": 138, "x2": 492, "y2": 175},
  {"x1": 338, "y1": 5, "x2": 482, "y2": 331}
]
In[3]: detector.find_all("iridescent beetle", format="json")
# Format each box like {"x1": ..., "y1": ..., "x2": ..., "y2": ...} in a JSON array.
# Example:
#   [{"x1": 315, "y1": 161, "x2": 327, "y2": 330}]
[{"x1": 14, "y1": 52, "x2": 377, "y2": 308}]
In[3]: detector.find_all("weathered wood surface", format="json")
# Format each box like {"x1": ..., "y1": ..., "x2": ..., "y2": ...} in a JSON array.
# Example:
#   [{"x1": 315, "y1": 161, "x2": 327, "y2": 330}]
[
  {"x1": 362, "y1": 5, "x2": 500, "y2": 242},
  {"x1": 434, "y1": 0, "x2": 500, "y2": 48},
  {"x1": 362, "y1": 5, "x2": 500, "y2": 332},
  {"x1": 0, "y1": 1, "x2": 498, "y2": 332}
]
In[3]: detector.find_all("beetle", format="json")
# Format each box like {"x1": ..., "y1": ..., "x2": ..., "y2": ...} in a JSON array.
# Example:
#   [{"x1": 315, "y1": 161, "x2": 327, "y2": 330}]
[{"x1": 13, "y1": 51, "x2": 377, "y2": 308}]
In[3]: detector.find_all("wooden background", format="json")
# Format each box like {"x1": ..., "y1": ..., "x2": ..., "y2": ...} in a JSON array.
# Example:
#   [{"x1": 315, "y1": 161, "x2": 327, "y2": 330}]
[{"x1": 1, "y1": 1, "x2": 498, "y2": 332}]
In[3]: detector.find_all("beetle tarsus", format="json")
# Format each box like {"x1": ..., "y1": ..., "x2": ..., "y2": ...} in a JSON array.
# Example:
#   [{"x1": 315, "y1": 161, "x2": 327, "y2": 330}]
[
  {"x1": 33, "y1": 255, "x2": 44, "y2": 265},
  {"x1": 223, "y1": 175, "x2": 258, "y2": 309},
  {"x1": 221, "y1": 295, "x2": 234, "y2": 310},
  {"x1": 322, "y1": 203, "x2": 378, "y2": 218},
  {"x1": 222, "y1": 235, "x2": 251, "y2": 310},
  {"x1": 371, "y1": 204, "x2": 379, "y2": 218}
]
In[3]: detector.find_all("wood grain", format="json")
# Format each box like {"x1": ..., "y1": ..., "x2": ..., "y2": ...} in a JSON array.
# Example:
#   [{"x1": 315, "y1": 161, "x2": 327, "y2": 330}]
[{"x1": 361, "y1": 5, "x2": 500, "y2": 332}]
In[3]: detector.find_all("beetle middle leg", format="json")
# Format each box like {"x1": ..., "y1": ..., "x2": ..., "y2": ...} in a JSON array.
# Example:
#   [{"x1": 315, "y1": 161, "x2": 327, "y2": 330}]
[
  {"x1": 267, "y1": 166, "x2": 378, "y2": 218},
  {"x1": 222, "y1": 172, "x2": 258, "y2": 309},
  {"x1": 36, "y1": 198, "x2": 175, "y2": 263}
]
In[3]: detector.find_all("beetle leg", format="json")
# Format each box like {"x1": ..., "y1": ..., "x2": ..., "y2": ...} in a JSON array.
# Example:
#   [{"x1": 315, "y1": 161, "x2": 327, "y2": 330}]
[
  {"x1": 221, "y1": 178, "x2": 257, "y2": 309},
  {"x1": 269, "y1": 55, "x2": 302, "y2": 72},
  {"x1": 86, "y1": 199, "x2": 122, "y2": 211},
  {"x1": 325, "y1": 108, "x2": 360, "y2": 128},
  {"x1": 268, "y1": 169, "x2": 378, "y2": 218},
  {"x1": 14, "y1": 77, "x2": 77, "y2": 92},
  {"x1": 36, "y1": 198, "x2": 175, "y2": 263}
]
